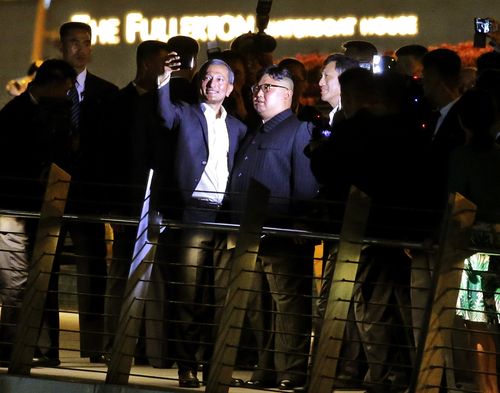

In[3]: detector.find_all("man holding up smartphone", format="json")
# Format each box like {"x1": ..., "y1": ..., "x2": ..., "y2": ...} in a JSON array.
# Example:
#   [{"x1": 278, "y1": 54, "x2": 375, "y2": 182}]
[{"x1": 156, "y1": 54, "x2": 247, "y2": 388}]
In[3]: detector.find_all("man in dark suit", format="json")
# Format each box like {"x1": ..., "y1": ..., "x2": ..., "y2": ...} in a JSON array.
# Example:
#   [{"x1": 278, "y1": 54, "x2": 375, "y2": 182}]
[
  {"x1": 309, "y1": 68, "x2": 427, "y2": 392},
  {"x1": 410, "y1": 48, "x2": 466, "y2": 348},
  {"x1": 102, "y1": 40, "x2": 172, "y2": 367},
  {"x1": 156, "y1": 55, "x2": 247, "y2": 388},
  {"x1": 318, "y1": 53, "x2": 359, "y2": 127},
  {"x1": 226, "y1": 65, "x2": 318, "y2": 390},
  {"x1": 0, "y1": 59, "x2": 76, "y2": 366},
  {"x1": 300, "y1": 53, "x2": 362, "y2": 390},
  {"x1": 42, "y1": 21, "x2": 118, "y2": 365}
]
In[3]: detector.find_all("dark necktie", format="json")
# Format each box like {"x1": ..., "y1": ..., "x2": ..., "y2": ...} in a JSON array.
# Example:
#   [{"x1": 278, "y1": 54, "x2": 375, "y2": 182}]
[
  {"x1": 68, "y1": 86, "x2": 80, "y2": 131},
  {"x1": 68, "y1": 86, "x2": 81, "y2": 153}
]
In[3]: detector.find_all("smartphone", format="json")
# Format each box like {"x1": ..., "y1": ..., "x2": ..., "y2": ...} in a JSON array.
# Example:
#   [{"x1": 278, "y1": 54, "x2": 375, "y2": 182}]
[{"x1": 475, "y1": 17, "x2": 493, "y2": 34}]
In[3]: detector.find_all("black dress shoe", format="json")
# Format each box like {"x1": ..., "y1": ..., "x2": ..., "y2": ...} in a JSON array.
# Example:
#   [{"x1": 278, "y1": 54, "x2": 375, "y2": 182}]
[
  {"x1": 32, "y1": 355, "x2": 61, "y2": 367},
  {"x1": 230, "y1": 377, "x2": 245, "y2": 387},
  {"x1": 244, "y1": 379, "x2": 277, "y2": 388},
  {"x1": 279, "y1": 379, "x2": 299, "y2": 390},
  {"x1": 90, "y1": 354, "x2": 111, "y2": 365},
  {"x1": 179, "y1": 370, "x2": 200, "y2": 388}
]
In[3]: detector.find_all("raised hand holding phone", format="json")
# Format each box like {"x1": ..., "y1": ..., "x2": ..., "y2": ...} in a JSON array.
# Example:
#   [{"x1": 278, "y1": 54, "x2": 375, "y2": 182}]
[{"x1": 158, "y1": 52, "x2": 181, "y2": 87}]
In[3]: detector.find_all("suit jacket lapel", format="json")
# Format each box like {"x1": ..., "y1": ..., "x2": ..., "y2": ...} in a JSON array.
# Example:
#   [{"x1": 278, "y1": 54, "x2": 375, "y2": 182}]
[
  {"x1": 226, "y1": 117, "x2": 240, "y2": 171},
  {"x1": 195, "y1": 106, "x2": 209, "y2": 149}
]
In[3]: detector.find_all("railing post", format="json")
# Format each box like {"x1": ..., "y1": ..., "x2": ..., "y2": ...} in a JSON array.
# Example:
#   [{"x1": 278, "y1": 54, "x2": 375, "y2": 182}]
[
  {"x1": 206, "y1": 179, "x2": 270, "y2": 393},
  {"x1": 106, "y1": 170, "x2": 162, "y2": 384},
  {"x1": 8, "y1": 164, "x2": 71, "y2": 375},
  {"x1": 308, "y1": 186, "x2": 371, "y2": 393},
  {"x1": 412, "y1": 193, "x2": 476, "y2": 393}
]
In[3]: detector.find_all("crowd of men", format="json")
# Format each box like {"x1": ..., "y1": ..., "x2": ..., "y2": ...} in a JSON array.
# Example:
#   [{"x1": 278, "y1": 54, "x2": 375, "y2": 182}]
[{"x1": 1, "y1": 19, "x2": 500, "y2": 393}]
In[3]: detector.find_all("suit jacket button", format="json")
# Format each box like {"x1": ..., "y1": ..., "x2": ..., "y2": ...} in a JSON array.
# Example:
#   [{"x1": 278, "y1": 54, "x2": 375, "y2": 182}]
[
  {"x1": 202, "y1": 160, "x2": 207, "y2": 165},
  {"x1": 237, "y1": 173, "x2": 242, "y2": 177},
  {"x1": 244, "y1": 156, "x2": 248, "y2": 160}
]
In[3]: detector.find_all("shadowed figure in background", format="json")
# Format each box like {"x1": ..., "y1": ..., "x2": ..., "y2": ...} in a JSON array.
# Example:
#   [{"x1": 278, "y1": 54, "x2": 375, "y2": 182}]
[{"x1": 0, "y1": 59, "x2": 76, "y2": 366}]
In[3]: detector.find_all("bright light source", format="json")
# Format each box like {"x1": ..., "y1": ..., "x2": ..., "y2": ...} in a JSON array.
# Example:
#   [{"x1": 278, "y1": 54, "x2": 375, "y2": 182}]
[{"x1": 71, "y1": 12, "x2": 419, "y2": 45}]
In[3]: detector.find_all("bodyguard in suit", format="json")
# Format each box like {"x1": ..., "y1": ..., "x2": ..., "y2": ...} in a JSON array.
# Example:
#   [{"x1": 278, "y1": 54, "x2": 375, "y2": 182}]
[
  {"x1": 411, "y1": 48, "x2": 466, "y2": 348},
  {"x1": 43, "y1": 22, "x2": 118, "y2": 364},
  {"x1": 0, "y1": 59, "x2": 76, "y2": 366},
  {"x1": 318, "y1": 53, "x2": 359, "y2": 127},
  {"x1": 227, "y1": 65, "x2": 319, "y2": 390},
  {"x1": 103, "y1": 40, "x2": 172, "y2": 367},
  {"x1": 156, "y1": 55, "x2": 246, "y2": 387}
]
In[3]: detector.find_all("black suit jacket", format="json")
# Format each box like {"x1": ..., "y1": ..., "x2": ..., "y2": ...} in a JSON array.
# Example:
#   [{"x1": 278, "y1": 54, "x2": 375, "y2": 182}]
[
  {"x1": 67, "y1": 71, "x2": 118, "y2": 213},
  {"x1": 0, "y1": 91, "x2": 72, "y2": 211},
  {"x1": 76, "y1": 72, "x2": 118, "y2": 175},
  {"x1": 157, "y1": 82, "x2": 247, "y2": 216},
  {"x1": 229, "y1": 109, "x2": 319, "y2": 226},
  {"x1": 105, "y1": 82, "x2": 162, "y2": 215},
  {"x1": 426, "y1": 97, "x2": 466, "y2": 209}
]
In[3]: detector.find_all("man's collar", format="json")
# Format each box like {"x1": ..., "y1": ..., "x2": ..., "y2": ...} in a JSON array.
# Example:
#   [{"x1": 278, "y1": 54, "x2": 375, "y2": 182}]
[
  {"x1": 76, "y1": 68, "x2": 87, "y2": 88},
  {"x1": 28, "y1": 89, "x2": 39, "y2": 104},
  {"x1": 439, "y1": 96, "x2": 460, "y2": 117},
  {"x1": 329, "y1": 104, "x2": 341, "y2": 125},
  {"x1": 260, "y1": 108, "x2": 293, "y2": 132},
  {"x1": 200, "y1": 102, "x2": 227, "y2": 120}
]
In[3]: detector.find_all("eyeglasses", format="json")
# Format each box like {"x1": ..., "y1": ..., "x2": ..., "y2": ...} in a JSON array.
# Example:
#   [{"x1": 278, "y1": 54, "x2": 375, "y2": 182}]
[{"x1": 251, "y1": 83, "x2": 290, "y2": 94}]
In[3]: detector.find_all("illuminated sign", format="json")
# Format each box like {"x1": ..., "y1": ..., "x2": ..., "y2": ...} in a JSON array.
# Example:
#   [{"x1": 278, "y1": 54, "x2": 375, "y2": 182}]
[{"x1": 71, "y1": 12, "x2": 418, "y2": 45}]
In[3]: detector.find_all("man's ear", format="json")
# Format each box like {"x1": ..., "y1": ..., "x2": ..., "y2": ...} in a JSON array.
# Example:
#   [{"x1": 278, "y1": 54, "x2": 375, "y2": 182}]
[
  {"x1": 225, "y1": 83, "x2": 234, "y2": 97},
  {"x1": 58, "y1": 40, "x2": 63, "y2": 54}
]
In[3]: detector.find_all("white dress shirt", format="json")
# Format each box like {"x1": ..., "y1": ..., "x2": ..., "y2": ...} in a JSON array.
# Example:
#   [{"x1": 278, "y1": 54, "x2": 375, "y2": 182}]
[
  {"x1": 75, "y1": 69, "x2": 87, "y2": 102},
  {"x1": 328, "y1": 104, "x2": 341, "y2": 126},
  {"x1": 191, "y1": 103, "x2": 230, "y2": 204},
  {"x1": 433, "y1": 97, "x2": 460, "y2": 139}
]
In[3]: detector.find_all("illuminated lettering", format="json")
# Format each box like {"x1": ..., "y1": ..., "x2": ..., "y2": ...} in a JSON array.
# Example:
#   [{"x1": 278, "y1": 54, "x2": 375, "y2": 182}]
[
  {"x1": 70, "y1": 12, "x2": 419, "y2": 46},
  {"x1": 206, "y1": 16, "x2": 220, "y2": 41},
  {"x1": 149, "y1": 17, "x2": 169, "y2": 41},
  {"x1": 168, "y1": 17, "x2": 179, "y2": 37},
  {"x1": 267, "y1": 17, "x2": 357, "y2": 39},
  {"x1": 125, "y1": 12, "x2": 148, "y2": 43},
  {"x1": 360, "y1": 15, "x2": 418, "y2": 36},
  {"x1": 95, "y1": 18, "x2": 120, "y2": 44},
  {"x1": 71, "y1": 14, "x2": 120, "y2": 45}
]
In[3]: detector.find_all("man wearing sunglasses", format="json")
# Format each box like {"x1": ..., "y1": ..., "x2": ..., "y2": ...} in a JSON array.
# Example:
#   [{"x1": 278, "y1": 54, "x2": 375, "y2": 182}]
[{"x1": 225, "y1": 65, "x2": 318, "y2": 390}]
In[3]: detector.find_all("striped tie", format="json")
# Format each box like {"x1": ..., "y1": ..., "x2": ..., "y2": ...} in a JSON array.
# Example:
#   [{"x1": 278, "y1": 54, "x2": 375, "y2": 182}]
[{"x1": 68, "y1": 86, "x2": 80, "y2": 131}]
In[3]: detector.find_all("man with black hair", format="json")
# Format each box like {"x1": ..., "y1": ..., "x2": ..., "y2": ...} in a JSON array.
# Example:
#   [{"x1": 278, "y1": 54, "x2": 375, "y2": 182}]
[
  {"x1": 227, "y1": 65, "x2": 318, "y2": 390},
  {"x1": 395, "y1": 44, "x2": 428, "y2": 78},
  {"x1": 410, "y1": 48, "x2": 467, "y2": 352},
  {"x1": 318, "y1": 53, "x2": 360, "y2": 126},
  {"x1": 51, "y1": 21, "x2": 118, "y2": 364},
  {"x1": 103, "y1": 40, "x2": 171, "y2": 367},
  {"x1": 342, "y1": 40, "x2": 378, "y2": 71},
  {"x1": 0, "y1": 59, "x2": 76, "y2": 366}
]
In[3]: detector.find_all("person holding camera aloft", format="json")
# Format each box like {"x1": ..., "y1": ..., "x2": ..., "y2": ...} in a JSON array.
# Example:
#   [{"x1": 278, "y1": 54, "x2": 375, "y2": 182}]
[{"x1": 155, "y1": 53, "x2": 246, "y2": 388}]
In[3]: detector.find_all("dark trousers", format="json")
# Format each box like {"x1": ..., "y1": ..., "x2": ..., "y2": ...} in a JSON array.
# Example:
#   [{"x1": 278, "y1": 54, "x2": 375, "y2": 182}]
[
  {"x1": 317, "y1": 245, "x2": 364, "y2": 380},
  {"x1": 104, "y1": 225, "x2": 161, "y2": 364},
  {"x1": 158, "y1": 204, "x2": 219, "y2": 374},
  {"x1": 353, "y1": 246, "x2": 413, "y2": 392},
  {"x1": 46, "y1": 221, "x2": 107, "y2": 358},
  {"x1": 247, "y1": 239, "x2": 313, "y2": 384}
]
